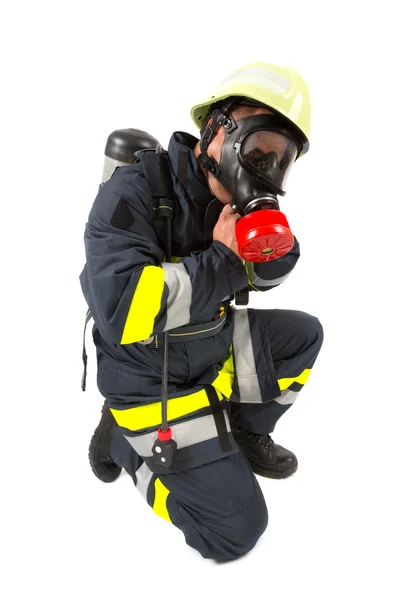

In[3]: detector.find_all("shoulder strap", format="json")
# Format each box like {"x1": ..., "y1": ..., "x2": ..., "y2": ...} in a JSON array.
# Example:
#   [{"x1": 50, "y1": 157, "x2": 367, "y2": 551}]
[{"x1": 137, "y1": 148, "x2": 175, "y2": 254}]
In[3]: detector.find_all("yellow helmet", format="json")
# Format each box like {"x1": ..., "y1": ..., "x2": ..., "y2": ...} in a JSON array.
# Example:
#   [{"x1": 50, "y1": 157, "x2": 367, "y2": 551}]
[{"x1": 191, "y1": 62, "x2": 311, "y2": 156}]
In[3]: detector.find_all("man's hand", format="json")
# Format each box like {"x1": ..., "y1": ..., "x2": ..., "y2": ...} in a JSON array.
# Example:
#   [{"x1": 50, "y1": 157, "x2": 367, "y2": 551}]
[{"x1": 213, "y1": 204, "x2": 242, "y2": 259}]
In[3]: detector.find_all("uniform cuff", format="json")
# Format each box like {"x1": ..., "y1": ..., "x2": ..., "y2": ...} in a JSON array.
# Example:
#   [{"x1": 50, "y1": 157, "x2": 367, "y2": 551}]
[{"x1": 211, "y1": 241, "x2": 248, "y2": 293}]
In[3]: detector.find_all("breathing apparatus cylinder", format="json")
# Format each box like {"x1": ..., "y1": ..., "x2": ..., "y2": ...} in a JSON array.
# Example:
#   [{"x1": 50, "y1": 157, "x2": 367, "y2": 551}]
[
  {"x1": 190, "y1": 62, "x2": 311, "y2": 263},
  {"x1": 101, "y1": 128, "x2": 160, "y2": 184}
]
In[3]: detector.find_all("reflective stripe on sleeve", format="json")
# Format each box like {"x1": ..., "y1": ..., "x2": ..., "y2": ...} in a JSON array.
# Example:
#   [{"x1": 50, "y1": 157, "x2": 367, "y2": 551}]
[
  {"x1": 120, "y1": 261, "x2": 193, "y2": 344},
  {"x1": 246, "y1": 262, "x2": 290, "y2": 289},
  {"x1": 162, "y1": 262, "x2": 192, "y2": 331},
  {"x1": 121, "y1": 265, "x2": 164, "y2": 344}
]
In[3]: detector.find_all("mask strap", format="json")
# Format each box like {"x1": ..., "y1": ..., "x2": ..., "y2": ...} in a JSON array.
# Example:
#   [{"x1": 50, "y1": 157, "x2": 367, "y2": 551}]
[{"x1": 197, "y1": 99, "x2": 236, "y2": 178}]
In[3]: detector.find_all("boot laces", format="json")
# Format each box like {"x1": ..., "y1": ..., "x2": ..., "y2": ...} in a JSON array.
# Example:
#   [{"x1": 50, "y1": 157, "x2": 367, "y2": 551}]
[{"x1": 255, "y1": 433, "x2": 274, "y2": 454}]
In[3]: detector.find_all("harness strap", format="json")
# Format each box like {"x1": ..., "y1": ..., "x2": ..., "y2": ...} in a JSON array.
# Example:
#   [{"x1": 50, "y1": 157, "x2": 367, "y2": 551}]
[
  {"x1": 136, "y1": 148, "x2": 175, "y2": 255},
  {"x1": 205, "y1": 385, "x2": 232, "y2": 453},
  {"x1": 81, "y1": 308, "x2": 92, "y2": 392},
  {"x1": 178, "y1": 150, "x2": 188, "y2": 187},
  {"x1": 138, "y1": 149, "x2": 174, "y2": 200}
]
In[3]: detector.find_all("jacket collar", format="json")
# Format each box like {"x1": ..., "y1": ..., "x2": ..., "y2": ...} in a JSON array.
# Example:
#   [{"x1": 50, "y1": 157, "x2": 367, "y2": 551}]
[{"x1": 167, "y1": 131, "x2": 213, "y2": 204}]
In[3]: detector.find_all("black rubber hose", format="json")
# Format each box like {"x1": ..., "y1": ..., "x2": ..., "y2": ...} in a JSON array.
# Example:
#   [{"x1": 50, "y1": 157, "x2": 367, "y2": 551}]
[{"x1": 161, "y1": 216, "x2": 172, "y2": 431}]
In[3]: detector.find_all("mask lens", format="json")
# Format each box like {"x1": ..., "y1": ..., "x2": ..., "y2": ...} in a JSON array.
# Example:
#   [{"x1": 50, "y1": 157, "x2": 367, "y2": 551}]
[{"x1": 241, "y1": 131, "x2": 298, "y2": 191}]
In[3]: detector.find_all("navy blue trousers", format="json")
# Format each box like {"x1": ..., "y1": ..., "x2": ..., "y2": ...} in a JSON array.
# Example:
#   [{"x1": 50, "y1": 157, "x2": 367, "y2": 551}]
[{"x1": 110, "y1": 308, "x2": 324, "y2": 560}]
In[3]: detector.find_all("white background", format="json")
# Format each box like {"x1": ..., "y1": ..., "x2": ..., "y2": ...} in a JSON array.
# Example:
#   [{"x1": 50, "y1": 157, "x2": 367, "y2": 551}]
[{"x1": 2, "y1": 1, "x2": 399, "y2": 598}]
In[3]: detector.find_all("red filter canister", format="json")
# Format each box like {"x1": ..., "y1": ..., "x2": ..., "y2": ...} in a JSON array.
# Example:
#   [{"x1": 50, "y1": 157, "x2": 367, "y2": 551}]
[{"x1": 235, "y1": 210, "x2": 294, "y2": 262}]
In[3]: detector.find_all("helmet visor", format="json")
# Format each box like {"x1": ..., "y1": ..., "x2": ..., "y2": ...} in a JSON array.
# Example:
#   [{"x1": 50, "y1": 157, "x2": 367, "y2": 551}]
[{"x1": 240, "y1": 130, "x2": 298, "y2": 192}]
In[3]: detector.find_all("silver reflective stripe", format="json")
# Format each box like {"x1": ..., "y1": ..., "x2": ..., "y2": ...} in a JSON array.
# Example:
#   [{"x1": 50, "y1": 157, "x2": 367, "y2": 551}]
[
  {"x1": 232, "y1": 309, "x2": 262, "y2": 403},
  {"x1": 247, "y1": 262, "x2": 290, "y2": 288},
  {"x1": 124, "y1": 412, "x2": 231, "y2": 457},
  {"x1": 135, "y1": 461, "x2": 153, "y2": 499},
  {"x1": 162, "y1": 262, "x2": 192, "y2": 331},
  {"x1": 275, "y1": 389, "x2": 299, "y2": 406},
  {"x1": 220, "y1": 68, "x2": 291, "y2": 93}
]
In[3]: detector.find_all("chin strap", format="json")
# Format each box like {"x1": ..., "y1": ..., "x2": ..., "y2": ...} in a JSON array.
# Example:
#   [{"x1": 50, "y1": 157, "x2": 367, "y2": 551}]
[{"x1": 197, "y1": 99, "x2": 237, "y2": 178}]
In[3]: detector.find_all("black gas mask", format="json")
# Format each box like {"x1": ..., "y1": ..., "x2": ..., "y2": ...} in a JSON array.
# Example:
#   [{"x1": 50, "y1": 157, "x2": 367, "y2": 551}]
[{"x1": 198, "y1": 101, "x2": 303, "y2": 262}]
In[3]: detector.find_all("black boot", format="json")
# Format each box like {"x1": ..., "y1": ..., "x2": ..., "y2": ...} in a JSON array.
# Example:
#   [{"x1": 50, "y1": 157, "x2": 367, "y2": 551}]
[
  {"x1": 233, "y1": 428, "x2": 298, "y2": 479},
  {"x1": 88, "y1": 400, "x2": 122, "y2": 483}
]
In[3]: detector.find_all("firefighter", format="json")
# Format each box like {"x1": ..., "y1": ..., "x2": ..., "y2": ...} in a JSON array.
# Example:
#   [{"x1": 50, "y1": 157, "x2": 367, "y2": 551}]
[{"x1": 80, "y1": 61, "x2": 324, "y2": 561}]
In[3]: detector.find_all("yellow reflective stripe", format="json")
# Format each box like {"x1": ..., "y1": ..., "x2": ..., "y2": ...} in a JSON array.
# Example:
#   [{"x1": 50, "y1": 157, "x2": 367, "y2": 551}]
[
  {"x1": 212, "y1": 345, "x2": 234, "y2": 399},
  {"x1": 110, "y1": 388, "x2": 224, "y2": 431},
  {"x1": 153, "y1": 478, "x2": 171, "y2": 522},
  {"x1": 278, "y1": 368, "x2": 311, "y2": 391},
  {"x1": 121, "y1": 266, "x2": 164, "y2": 344}
]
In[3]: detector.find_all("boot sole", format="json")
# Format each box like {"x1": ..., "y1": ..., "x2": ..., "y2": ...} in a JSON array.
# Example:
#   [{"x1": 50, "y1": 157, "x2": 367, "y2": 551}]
[
  {"x1": 88, "y1": 401, "x2": 122, "y2": 483},
  {"x1": 247, "y1": 459, "x2": 298, "y2": 480}
]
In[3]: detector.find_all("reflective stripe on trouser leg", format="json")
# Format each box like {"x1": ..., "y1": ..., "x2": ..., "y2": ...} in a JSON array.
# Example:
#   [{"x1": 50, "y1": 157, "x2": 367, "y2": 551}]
[
  {"x1": 109, "y1": 349, "x2": 237, "y2": 474},
  {"x1": 251, "y1": 371, "x2": 311, "y2": 432},
  {"x1": 111, "y1": 415, "x2": 267, "y2": 560},
  {"x1": 231, "y1": 308, "x2": 324, "y2": 433},
  {"x1": 135, "y1": 461, "x2": 154, "y2": 500},
  {"x1": 110, "y1": 426, "x2": 171, "y2": 520},
  {"x1": 122, "y1": 412, "x2": 232, "y2": 457},
  {"x1": 109, "y1": 341, "x2": 236, "y2": 434},
  {"x1": 153, "y1": 478, "x2": 172, "y2": 522},
  {"x1": 232, "y1": 308, "x2": 281, "y2": 403},
  {"x1": 275, "y1": 370, "x2": 311, "y2": 405},
  {"x1": 232, "y1": 308, "x2": 321, "y2": 406},
  {"x1": 135, "y1": 462, "x2": 171, "y2": 522},
  {"x1": 232, "y1": 377, "x2": 314, "y2": 434},
  {"x1": 110, "y1": 387, "x2": 228, "y2": 432},
  {"x1": 232, "y1": 309, "x2": 263, "y2": 403},
  {"x1": 120, "y1": 404, "x2": 234, "y2": 474}
]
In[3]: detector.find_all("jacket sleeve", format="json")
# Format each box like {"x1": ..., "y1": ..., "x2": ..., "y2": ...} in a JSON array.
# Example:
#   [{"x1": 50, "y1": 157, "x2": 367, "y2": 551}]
[
  {"x1": 80, "y1": 166, "x2": 248, "y2": 345},
  {"x1": 245, "y1": 237, "x2": 300, "y2": 292}
]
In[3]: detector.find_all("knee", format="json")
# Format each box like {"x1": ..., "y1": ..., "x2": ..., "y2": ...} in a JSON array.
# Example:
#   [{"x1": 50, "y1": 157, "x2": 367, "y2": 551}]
[
  {"x1": 232, "y1": 483, "x2": 269, "y2": 558},
  {"x1": 310, "y1": 314, "x2": 324, "y2": 350},
  {"x1": 165, "y1": 453, "x2": 268, "y2": 561},
  {"x1": 205, "y1": 483, "x2": 268, "y2": 561},
  {"x1": 298, "y1": 311, "x2": 324, "y2": 353}
]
